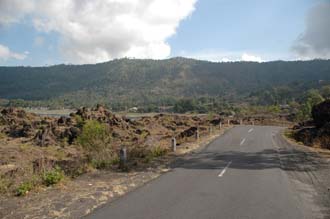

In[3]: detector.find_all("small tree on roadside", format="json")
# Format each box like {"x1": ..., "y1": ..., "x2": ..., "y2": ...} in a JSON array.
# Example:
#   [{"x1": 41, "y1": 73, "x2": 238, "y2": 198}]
[{"x1": 77, "y1": 120, "x2": 116, "y2": 168}]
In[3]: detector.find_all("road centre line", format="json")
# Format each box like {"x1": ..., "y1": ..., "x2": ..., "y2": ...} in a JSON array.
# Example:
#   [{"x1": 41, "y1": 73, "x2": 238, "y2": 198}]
[
  {"x1": 218, "y1": 161, "x2": 232, "y2": 177},
  {"x1": 240, "y1": 138, "x2": 246, "y2": 146},
  {"x1": 248, "y1": 128, "x2": 254, "y2": 133}
]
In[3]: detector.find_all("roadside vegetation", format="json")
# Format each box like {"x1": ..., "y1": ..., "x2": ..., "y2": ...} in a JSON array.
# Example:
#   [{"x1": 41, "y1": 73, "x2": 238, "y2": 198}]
[
  {"x1": 285, "y1": 86, "x2": 330, "y2": 149},
  {"x1": 0, "y1": 105, "x2": 227, "y2": 197}
]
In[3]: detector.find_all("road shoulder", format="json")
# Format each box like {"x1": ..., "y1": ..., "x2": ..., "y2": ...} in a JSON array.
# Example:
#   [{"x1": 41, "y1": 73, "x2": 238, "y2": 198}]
[{"x1": 279, "y1": 130, "x2": 330, "y2": 218}]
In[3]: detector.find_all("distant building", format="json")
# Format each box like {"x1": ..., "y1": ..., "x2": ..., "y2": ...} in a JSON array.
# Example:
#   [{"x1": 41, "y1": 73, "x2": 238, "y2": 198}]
[{"x1": 128, "y1": 107, "x2": 138, "y2": 112}]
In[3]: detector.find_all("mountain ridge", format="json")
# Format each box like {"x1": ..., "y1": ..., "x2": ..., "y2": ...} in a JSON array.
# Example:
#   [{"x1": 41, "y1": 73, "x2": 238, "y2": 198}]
[{"x1": 1, "y1": 57, "x2": 330, "y2": 109}]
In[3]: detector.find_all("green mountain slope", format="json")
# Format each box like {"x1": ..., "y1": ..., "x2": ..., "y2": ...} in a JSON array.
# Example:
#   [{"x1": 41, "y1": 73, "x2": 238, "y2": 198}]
[{"x1": 0, "y1": 58, "x2": 330, "y2": 109}]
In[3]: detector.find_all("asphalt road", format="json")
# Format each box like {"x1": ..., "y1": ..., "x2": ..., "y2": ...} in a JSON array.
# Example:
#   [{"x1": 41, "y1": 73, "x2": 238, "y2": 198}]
[{"x1": 86, "y1": 126, "x2": 322, "y2": 219}]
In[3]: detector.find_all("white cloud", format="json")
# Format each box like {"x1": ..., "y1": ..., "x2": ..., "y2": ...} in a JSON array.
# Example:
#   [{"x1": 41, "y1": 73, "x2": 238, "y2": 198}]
[
  {"x1": 0, "y1": 44, "x2": 27, "y2": 61},
  {"x1": 0, "y1": 0, "x2": 35, "y2": 25},
  {"x1": 241, "y1": 53, "x2": 263, "y2": 62},
  {"x1": 0, "y1": 0, "x2": 197, "y2": 64},
  {"x1": 180, "y1": 50, "x2": 264, "y2": 62},
  {"x1": 292, "y1": 2, "x2": 330, "y2": 59}
]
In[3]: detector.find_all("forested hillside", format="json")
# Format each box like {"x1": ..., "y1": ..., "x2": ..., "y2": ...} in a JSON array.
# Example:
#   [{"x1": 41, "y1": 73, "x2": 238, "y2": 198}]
[{"x1": 0, "y1": 58, "x2": 330, "y2": 111}]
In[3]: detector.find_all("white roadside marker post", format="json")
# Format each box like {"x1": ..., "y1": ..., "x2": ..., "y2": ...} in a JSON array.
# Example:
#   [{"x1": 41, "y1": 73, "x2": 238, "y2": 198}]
[
  {"x1": 171, "y1": 137, "x2": 176, "y2": 152},
  {"x1": 195, "y1": 129, "x2": 199, "y2": 141},
  {"x1": 119, "y1": 147, "x2": 127, "y2": 170}
]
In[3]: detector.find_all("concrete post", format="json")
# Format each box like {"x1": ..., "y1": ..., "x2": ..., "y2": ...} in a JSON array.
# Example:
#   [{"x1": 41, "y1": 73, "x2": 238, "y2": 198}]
[
  {"x1": 227, "y1": 119, "x2": 230, "y2": 126},
  {"x1": 171, "y1": 137, "x2": 176, "y2": 152},
  {"x1": 240, "y1": 119, "x2": 243, "y2": 125},
  {"x1": 195, "y1": 129, "x2": 199, "y2": 141},
  {"x1": 209, "y1": 126, "x2": 213, "y2": 135},
  {"x1": 119, "y1": 147, "x2": 127, "y2": 169},
  {"x1": 219, "y1": 122, "x2": 222, "y2": 129}
]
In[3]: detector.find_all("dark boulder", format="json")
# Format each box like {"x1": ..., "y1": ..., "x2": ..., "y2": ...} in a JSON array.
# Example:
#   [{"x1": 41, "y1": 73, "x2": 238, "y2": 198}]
[
  {"x1": 312, "y1": 100, "x2": 330, "y2": 128},
  {"x1": 34, "y1": 125, "x2": 57, "y2": 147}
]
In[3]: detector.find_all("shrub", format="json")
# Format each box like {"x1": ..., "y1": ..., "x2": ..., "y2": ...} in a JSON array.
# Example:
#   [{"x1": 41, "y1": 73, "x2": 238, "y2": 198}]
[
  {"x1": 77, "y1": 120, "x2": 116, "y2": 169},
  {"x1": 151, "y1": 146, "x2": 167, "y2": 157},
  {"x1": 42, "y1": 167, "x2": 64, "y2": 186},
  {"x1": 74, "y1": 115, "x2": 84, "y2": 128},
  {"x1": 77, "y1": 120, "x2": 110, "y2": 151},
  {"x1": 16, "y1": 181, "x2": 34, "y2": 196}
]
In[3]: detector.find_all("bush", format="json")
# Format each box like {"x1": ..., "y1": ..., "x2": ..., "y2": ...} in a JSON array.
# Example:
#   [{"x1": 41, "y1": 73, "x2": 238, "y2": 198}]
[
  {"x1": 77, "y1": 120, "x2": 110, "y2": 151},
  {"x1": 77, "y1": 120, "x2": 116, "y2": 169},
  {"x1": 74, "y1": 115, "x2": 84, "y2": 128},
  {"x1": 16, "y1": 181, "x2": 34, "y2": 196},
  {"x1": 42, "y1": 167, "x2": 64, "y2": 186}
]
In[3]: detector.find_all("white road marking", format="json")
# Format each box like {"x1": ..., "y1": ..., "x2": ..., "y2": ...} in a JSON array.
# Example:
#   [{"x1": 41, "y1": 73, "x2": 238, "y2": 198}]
[
  {"x1": 271, "y1": 136, "x2": 279, "y2": 149},
  {"x1": 218, "y1": 161, "x2": 232, "y2": 177},
  {"x1": 248, "y1": 128, "x2": 254, "y2": 133},
  {"x1": 240, "y1": 138, "x2": 246, "y2": 146}
]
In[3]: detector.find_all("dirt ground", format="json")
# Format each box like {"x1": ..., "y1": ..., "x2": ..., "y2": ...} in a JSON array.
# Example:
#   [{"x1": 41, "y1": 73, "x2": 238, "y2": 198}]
[{"x1": 0, "y1": 127, "x2": 231, "y2": 219}]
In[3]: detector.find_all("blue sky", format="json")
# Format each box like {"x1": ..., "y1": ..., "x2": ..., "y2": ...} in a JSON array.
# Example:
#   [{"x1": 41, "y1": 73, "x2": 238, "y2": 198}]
[{"x1": 0, "y1": 0, "x2": 328, "y2": 66}]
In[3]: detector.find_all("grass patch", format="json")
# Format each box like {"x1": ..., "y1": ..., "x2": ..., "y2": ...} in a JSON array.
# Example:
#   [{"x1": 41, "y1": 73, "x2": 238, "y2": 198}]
[
  {"x1": 90, "y1": 156, "x2": 120, "y2": 169},
  {"x1": 143, "y1": 146, "x2": 168, "y2": 163},
  {"x1": 0, "y1": 177, "x2": 11, "y2": 194},
  {"x1": 42, "y1": 167, "x2": 64, "y2": 186},
  {"x1": 284, "y1": 129, "x2": 295, "y2": 139},
  {"x1": 16, "y1": 181, "x2": 34, "y2": 196},
  {"x1": 151, "y1": 146, "x2": 168, "y2": 157},
  {"x1": 0, "y1": 132, "x2": 6, "y2": 140}
]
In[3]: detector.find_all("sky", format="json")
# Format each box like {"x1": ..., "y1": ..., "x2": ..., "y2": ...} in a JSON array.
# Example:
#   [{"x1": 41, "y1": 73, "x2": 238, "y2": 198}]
[{"x1": 0, "y1": 0, "x2": 329, "y2": 66}]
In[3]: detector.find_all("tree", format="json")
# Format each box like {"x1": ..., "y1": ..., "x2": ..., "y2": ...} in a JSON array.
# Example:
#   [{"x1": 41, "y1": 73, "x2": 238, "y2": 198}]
[
  {"x1": 306, "y1": 89, "x2": 324, "y2": 107},
  {"x1": 296, "y1": 89, "x2": 324, "y2": 121},
  {"x1": 321, "y1": 85, "x2": 330, "y2": 99}
]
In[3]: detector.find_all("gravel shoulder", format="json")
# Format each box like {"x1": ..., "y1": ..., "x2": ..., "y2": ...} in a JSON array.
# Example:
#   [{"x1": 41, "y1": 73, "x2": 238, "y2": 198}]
[{"x1": 280, "y1": 130, "x2": 330, "y2": 218}]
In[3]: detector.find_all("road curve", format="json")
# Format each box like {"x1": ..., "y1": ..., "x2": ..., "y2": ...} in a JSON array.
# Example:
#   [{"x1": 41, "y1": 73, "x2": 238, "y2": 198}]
[{"x1": 85, "y1": 126, "x2": 322, "y2": 219}]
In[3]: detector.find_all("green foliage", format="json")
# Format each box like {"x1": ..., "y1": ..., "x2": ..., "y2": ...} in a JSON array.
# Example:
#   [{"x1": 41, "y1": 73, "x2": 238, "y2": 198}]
[
  {"x1": 77, "y1": 120, "x2": 109, "y2": 151},
  {"x1": 306, "y1": 89, "x2": 324, "y2": 107},
  {"x1": 321, "y1": 86, "x2": 330, "y2": 99},
  {"x1": 174, "y1": 99, "x2": 197, "y2": 113},
  {"x1": 77, "y1": 120, "x2": 117, "y2": 169},
  {"x1": 295, "y1": 89, "x2": 325, "y2": 121},
  {"x1": 90, "y1": 156, "x2": 120, "y2": 169},
  {"x1": 1, "y1": 58, "x2": 330, "y2": 110},
  {"x1": 42, "y1": 167, "x2": 64, "y2": 186},
  {"x1": 16, "y1": 181, "x2": 34, "y2": 196},
  {"x1": 74, "y1": 115, "x2": 84, "y2": 128}
]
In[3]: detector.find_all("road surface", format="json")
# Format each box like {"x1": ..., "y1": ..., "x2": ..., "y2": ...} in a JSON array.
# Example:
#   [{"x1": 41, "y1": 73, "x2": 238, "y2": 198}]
[{"x1": 86, "y1": 126, "x2": 323, "y2": 219}]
